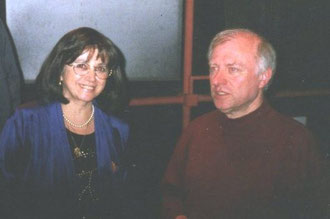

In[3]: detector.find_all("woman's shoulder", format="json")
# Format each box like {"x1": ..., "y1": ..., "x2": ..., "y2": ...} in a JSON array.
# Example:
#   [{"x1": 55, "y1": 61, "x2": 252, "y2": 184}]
[
  {"x1": 16, "y1": 101, "x2": 57, "y2": 115},
  {"x1": 95, "y1": 106, "x2": 129, "y2": 132},
  {"x1": 1, "y1": 102, "x2": 59, "y2": 139},
  {"x1": 7, "y1": 102, "x2": 62, "y2": 129}
]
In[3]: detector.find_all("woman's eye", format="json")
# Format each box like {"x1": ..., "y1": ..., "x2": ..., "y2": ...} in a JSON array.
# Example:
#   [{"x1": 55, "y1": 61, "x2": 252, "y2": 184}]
[
  {"x1": 95, "y1": 66, "x2": 107, "y2": 72},
  {"x1": 76, "y1": 63, "x2": 88, "y2": 70}
]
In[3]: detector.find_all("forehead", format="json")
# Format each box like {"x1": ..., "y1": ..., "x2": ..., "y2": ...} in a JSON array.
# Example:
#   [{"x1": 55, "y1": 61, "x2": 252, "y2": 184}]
[
  {"x1": 210, "y1": 35, "x2": 258, "y2": 65},
  {"x1": 74, "y1": 48, "x2": 108, "y2": 63}
]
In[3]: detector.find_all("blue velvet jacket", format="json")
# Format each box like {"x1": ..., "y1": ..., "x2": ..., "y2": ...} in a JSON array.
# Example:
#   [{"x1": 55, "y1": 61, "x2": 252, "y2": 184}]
[{"x1": 0, "y1": 102, "x2": 129, "y2": 218}]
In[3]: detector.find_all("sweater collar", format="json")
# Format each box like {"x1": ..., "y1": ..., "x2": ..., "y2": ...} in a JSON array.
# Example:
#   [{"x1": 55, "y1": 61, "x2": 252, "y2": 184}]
[{"x1": 218, "y1": 99, "x2": 272, "y2": 128}]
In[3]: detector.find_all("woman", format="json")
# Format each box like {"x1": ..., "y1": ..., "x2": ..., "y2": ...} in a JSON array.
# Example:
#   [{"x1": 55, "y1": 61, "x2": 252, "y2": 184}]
[{"x1": 0, "y1": 27, "x2": 129, "y2": 218}]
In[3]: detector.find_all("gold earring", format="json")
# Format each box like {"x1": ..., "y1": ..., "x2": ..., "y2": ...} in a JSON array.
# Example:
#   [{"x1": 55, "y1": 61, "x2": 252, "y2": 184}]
[{"x1": 108, "y1": 70, "x2": 113, "y2": 77}]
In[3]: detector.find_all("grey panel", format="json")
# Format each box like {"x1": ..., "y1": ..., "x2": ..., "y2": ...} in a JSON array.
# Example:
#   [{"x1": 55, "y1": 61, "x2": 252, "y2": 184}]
[{"x1": 7, "y1": 0, "x2": 183, "y2": 81}]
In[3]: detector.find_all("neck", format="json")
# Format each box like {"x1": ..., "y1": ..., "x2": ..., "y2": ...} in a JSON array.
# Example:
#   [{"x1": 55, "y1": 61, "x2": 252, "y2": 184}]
[
  {"x1": 62, "y1": 101, "x2": 93, "y2": 114},
  {"x1": 226, "y1": 94, "x2": 264, "y2": 119},
  {"x1": 61, "y1": 102, "x2": 95, "y2": 133}
]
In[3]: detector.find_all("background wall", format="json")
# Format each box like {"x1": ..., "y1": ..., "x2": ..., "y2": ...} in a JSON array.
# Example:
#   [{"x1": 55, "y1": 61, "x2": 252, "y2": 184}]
[
  {"x1": 192, "y1": 0, "x2": 330, "y2": 92},
  {"x1": 6, "y1": 0, "x2": 183, "y2": 81},
  {"x1": 4, "y1": 0, "x2": 329, "y2": 90},
  {"x1": 1, "y1": 1, "x2": 330, "y2": 218}
]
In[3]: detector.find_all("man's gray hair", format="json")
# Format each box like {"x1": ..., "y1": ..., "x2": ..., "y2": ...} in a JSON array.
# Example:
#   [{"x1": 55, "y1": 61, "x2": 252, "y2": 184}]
[{"x1": 208, "y1": 29, "x2": 276, "y2": 77}]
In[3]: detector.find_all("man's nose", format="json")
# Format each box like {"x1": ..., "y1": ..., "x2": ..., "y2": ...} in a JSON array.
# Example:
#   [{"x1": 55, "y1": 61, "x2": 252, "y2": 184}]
[{"x1": 211, "y1": 71, "x2": 227, "y2": 86}]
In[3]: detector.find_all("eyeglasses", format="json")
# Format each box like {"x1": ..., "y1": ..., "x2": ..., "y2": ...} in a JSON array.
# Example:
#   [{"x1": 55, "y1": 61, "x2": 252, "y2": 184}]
[{"x1": 68, "y1": 63, "x2": 112, "y2": 79}]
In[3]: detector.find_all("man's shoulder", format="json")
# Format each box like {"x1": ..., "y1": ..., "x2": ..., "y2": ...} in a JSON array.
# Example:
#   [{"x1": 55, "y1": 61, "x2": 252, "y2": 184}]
[
  {"x1": 269, "y1": 107, "x2": 306, "y2": 127},
  {"x1": 267, "y1": 107, "x2": 312, "y2": 139}
]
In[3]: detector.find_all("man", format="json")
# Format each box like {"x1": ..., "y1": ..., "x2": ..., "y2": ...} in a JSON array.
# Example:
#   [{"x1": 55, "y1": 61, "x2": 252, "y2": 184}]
[
  {"x1": 162, "y1": 29, "x2": 324, "y2": 219},
  {"x1": 0, "y1": 18, "x2": 22, "y2": 131}
]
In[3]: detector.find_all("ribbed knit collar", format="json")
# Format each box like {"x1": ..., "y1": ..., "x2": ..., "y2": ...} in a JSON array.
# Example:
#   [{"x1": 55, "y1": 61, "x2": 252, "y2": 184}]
[{"x1": 217, "y1": 99, "x2": 272, "y2": 129}]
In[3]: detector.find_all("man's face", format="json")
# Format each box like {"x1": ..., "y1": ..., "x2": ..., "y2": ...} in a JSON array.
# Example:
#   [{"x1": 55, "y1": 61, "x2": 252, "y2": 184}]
[{"x1": 209, "y1": 35, "x2": 269, "y2": 119}]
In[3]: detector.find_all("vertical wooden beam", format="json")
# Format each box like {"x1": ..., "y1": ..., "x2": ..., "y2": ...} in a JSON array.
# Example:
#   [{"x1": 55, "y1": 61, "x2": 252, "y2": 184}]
[{"x1": 182, "y1": 0, "x2": 194, "y2": 128}]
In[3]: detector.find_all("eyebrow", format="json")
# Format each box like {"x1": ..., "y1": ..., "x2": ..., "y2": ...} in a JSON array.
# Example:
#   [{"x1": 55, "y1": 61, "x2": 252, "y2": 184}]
[
  {"x1": 208, "y1": 61, "x2": 219, "y2": 66},
  {"x1": 208, "y1": 62, "x2": 243, "y2": 67},
  {"x1": 73, "y1": 59, "x2": 107, "y2": 66},
  {"x1": 226, "y1": 63, "x2": 242, "y2": 67}
]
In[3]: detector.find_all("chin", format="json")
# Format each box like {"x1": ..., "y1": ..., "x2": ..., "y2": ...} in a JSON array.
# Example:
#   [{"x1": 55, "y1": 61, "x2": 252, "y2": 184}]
[
  {"x1": 77, "y1": 96, "x2": 96, "y2": 103},
  {"x1": 218, "y1": 105, "x2": 235, "y2": 115},
  {"x1": 218, "y1": 108, "x2": 230, "y2": 114},
  {"x1": 214, "y1": 102, "x2": 229, "y2": 111}
]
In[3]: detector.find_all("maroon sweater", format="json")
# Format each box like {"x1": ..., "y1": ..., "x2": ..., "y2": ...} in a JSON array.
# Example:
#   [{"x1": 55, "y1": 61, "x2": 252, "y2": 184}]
[{"x1": 162, "y1": 101, "x2": 322, "y2": 219}]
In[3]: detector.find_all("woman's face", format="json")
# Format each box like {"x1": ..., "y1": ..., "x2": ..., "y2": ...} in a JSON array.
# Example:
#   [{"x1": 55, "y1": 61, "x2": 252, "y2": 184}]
[{"x1": 61, "y1": 49, "x2": 108, "y2": 105}]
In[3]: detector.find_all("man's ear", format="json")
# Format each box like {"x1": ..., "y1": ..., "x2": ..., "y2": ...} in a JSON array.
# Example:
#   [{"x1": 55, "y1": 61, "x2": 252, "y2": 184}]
[{"x1": 258, "y1": 68, "x2": 272, "y2": 89}]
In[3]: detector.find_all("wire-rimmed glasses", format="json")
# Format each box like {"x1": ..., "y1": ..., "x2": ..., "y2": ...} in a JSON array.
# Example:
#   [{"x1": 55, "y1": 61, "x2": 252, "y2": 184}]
[{"x1": 68, "y1": 63, "x2": 112, "y2": 79}]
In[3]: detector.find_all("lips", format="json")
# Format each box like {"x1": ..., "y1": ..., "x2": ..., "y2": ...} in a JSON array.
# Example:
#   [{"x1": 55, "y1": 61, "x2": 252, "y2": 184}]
[
  {"x1": 215, "y1": 91, "x2": 228, "y2": 95},
  {"x1": 80, "y1": 84, "x2": 95, "y2": 91},
  {"x1": 212, "y1": 88, "x2": 230, "y2": 97}
]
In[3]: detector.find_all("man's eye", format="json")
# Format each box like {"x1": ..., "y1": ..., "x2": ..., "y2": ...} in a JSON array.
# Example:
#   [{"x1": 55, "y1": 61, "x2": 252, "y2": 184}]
[
  {"x1": 209, "y1": 66, "x2": 218, "y2": 74},
  {"x1": 229, "y1": 67, "x2": 240, "y2": 73}
]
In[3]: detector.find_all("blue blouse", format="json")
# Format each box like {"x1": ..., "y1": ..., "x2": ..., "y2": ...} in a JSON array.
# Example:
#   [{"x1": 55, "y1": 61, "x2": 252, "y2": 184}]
[{"x1": 0, "y1": 101, "x2": 129, "y2": 189}]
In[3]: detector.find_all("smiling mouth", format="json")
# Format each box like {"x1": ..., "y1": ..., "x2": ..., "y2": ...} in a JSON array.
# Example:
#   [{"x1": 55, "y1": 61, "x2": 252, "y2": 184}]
[{"x1": 80, "y1": 84, "x2": 95, "y2": 90}]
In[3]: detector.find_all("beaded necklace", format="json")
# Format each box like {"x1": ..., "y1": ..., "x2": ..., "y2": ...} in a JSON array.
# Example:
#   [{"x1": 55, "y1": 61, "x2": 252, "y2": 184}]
[{"x1": 63, "y1": 105, "x2": 94, "y2": 128}]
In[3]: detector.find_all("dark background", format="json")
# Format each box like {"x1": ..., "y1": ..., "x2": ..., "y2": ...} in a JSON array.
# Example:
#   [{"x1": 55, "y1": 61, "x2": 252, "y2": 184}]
[
  {"x1": 1, "y1": 1, "x2": 330, "y2": 218},
  {"x1": 192, "y1": 0, "x2": 329, "y2": 91},
  {"x1": 125, "y1": 1, "x2": 330, "y2": 217}
]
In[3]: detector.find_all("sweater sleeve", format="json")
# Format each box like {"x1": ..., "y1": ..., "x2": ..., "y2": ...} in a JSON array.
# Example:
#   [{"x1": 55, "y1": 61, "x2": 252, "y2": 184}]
[{"x1": 161, "y1": 125, "x2": 193, "y2": 219}]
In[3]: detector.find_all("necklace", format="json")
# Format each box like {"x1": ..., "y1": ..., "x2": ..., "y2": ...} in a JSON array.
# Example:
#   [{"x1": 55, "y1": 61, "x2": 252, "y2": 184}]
[
  {"x1": 63, "y1": 105, "x2": 95, "y2": 128},
  {"x1": 70, "y1": 132, "x2": 87, "y2": 159}
]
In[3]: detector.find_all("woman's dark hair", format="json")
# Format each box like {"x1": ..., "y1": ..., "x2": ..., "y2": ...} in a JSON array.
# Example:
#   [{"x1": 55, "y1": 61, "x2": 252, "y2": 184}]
[{"x1": 35, "y1": 27, "x2": 128, "y2": 115}]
